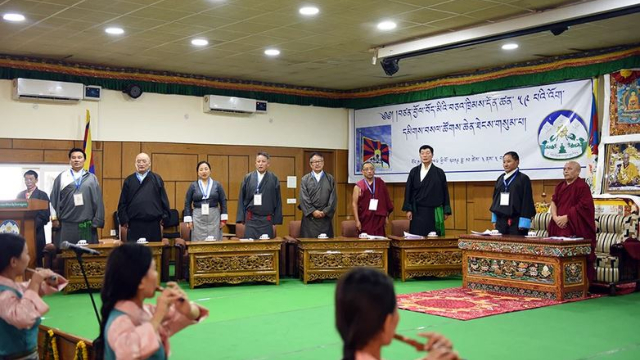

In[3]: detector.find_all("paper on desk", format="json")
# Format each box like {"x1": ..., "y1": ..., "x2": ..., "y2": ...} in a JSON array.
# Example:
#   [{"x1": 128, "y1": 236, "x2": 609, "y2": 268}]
[
  {"x1": 547, "y1": 236, "x2": 584, "y2": 241},
  {"x1": 403, "y1": 231, "x2": 424, "y2": 239},
  {"x1": 471, "y1": 230, "x2": 492, "y2": 235},
  {"x1": 365, "y1": 235, "x2": 388, "y2": 240}
]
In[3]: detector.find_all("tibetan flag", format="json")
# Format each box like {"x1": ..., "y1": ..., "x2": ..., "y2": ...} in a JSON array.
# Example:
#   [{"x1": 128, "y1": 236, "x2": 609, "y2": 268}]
[
  {"x1": 362, "y1": 136, "x2": 390, "y2": 168},
  {"x1": 83, "y1": 110, "x2": 95, "y2": 174},
  {"x1": 588, "y1": 81, "x2": 599, "y2": 156}
]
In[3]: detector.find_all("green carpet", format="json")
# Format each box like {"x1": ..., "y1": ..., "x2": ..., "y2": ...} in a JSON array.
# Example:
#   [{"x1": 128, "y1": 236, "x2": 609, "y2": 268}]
[{"x1": 41, "y1": 277, "x2": 640, "y2": 359}]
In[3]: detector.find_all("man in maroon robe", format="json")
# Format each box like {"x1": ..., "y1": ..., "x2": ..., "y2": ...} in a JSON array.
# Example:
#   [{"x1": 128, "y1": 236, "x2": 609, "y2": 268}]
[
  {"x1": 549, "y1": 161, "x2": 597, "y2": 282},
  {"x1": 351, "y1": 161, "x2": 394, "y2": 236}
]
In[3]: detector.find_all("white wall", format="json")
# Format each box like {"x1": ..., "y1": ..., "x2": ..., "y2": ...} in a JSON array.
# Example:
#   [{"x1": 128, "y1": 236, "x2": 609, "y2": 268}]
[{"x1": 0, "y1": 79, "x2": 349, "y2": 149}]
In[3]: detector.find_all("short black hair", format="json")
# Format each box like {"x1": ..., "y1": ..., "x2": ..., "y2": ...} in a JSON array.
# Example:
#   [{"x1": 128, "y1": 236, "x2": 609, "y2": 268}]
[
  {"x1": 257, "y1": 151, "x2": 270, "y2": 160},
  {"x1": 0, "y1": 233, "x2": 26, "y2": 272},
  {"x1": 309, "y1": 152, "x2": 324, "y2": 161},
  {"x1": 68, "y1": 148, "x2": 86, "y2": 159},
  {"x1": 336, "y1": 268, "x2": 397, "y2": 360},
  {"x1": 419, "y1": 145, "x2": 434, "y2": 154},
  {"x1": 504, "y1": 151, "x2": 519, "y2": 161},
  {"x1": 23, "y1": 170, "x2": 38, "y2": 179}
]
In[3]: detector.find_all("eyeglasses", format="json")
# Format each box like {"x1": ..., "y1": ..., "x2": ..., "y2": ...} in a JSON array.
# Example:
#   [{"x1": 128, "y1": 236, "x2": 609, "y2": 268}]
[{"x1": 310, "y1": 160, "x2": 324, "y2": 164}]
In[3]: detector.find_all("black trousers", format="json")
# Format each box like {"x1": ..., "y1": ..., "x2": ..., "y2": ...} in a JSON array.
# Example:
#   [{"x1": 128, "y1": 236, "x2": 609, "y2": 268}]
[
  {"x1": 495, "y1": 216, "x2": 528, "y2": 235},
  {"x1": 409, "y1": 206, "x2": 437, "y2": 236},
  {"x1": 127, "y1": 219, "x2": 162, "y2": 242}
]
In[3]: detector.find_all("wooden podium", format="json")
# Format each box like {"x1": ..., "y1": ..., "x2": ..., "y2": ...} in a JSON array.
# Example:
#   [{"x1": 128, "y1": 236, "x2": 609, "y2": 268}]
[{"x1": 0, "y1": 199, "x2": 49, "y2": 269}]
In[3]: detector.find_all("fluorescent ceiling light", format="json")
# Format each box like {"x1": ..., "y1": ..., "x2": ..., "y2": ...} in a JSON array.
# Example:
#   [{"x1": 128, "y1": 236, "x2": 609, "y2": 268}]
[
  {"x1": 377, "y1": 21, "x2": 397, "y2": 31},
  {"x1": 105, "y1": 27, "x2": 124, "y2": 35},
  {"x1": 3, "y1": 13, "x2": 25, "y2": 22},
  {"x1": 375, "y1": 0, "x2": 640, "y2": 59},
  {"x1": 264, "y1": 49, "x2": 280, "y2": 56},
  {"x1": 502, "y1": 43, "x2": 519, "y2": 50},
  {"x1": 299, "y1": 6, "x2": 319, "y2": 16},
  {"x1": 191, "y1": 38, "x2": 209, "y2": 46}
]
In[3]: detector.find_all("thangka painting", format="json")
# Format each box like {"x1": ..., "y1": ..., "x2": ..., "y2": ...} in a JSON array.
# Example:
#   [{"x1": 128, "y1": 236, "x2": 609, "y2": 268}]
[
  {"x1": 604, "y1": 142, "x2": 640, "y2": 194},
  {"x1": 608, "y1": 70, "x2": 640, "y2": 136},
  {"x1": 355, "y1": 125, "x2": 391, "y2": 172}
]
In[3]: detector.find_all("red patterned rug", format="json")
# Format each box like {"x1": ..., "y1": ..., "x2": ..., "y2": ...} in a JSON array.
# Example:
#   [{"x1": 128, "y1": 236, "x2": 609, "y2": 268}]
[{"x1": 397, "y1": 287, "x2": 601, "y2": 321}]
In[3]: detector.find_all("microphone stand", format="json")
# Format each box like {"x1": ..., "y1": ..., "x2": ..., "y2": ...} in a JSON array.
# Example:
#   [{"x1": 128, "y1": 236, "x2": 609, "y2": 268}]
[{"x1": 72, "y1": 248, "x2": 101, "y2": 326}]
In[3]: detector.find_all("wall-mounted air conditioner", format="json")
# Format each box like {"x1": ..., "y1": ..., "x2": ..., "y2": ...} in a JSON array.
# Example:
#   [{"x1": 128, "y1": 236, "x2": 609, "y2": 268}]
[
  {"x1": 203, "y1": 95, "x2": 258, "y2": 114},
  {"x1": 12, "y1": 78, "x2": 84, "y2": 102}
]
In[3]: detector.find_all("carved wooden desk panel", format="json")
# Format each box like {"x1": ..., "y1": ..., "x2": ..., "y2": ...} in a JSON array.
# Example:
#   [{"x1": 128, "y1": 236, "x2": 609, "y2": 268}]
[
  {"x1": 296, "y1": 237, "x2": 390, "y2": 284},
  {"x1": 186, "y1": 240, "x2": 281, "y2": 288},
  {"x1": 62, "y1": 242, "x2": 163, "y2": 294},
  {"x1": 388, "y1": 235, "x2": 462, "y2": 281},
  {"x1": 458, "y1": 234, "x2": 592, "y2": 300}
]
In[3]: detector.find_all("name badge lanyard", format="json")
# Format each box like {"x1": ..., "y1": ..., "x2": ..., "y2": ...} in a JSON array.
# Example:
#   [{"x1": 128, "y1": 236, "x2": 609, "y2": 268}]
[
  {"x1": 255, "y1": 175, "x2": 262, "y2": 194},
  {"x1": 71, "y1": 169, "x2": 83, "y2": 191},
  {"x1": 199, "y1": 179, "x2": 213, "y2": 200},
  {"x1": 365, "y1": 178, "x2": 376, "y2": 198},
  {"x1": 503, "y1": 171, "x2": 518, "y2": 192}
]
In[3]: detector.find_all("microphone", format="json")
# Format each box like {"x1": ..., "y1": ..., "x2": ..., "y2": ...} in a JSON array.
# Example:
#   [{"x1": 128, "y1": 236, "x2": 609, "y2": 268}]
[{"x1": 60, "y1": 241, "x2": 101, "y2": 255}]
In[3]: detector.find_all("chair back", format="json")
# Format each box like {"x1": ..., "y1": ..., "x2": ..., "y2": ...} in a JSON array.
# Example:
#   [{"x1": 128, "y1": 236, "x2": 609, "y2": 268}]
[
  {"x1": 180, "y1": 222, "x2": 191, "y2": 241},
  {"x1": 391, "y1": 220, "x2": 410, "y2": 237},
  {"x1": 288, "y1": 220, "x2": 301, "y2": 238},
  {"x1": 341, "y1": 220, "x2": 358, "y2": 237},
  {"x1": 119, "y1": 225, "x2": 128, "y2": 242},
  {"x1": 531, "y1": 212, "x2": 551, "y2": 237}
]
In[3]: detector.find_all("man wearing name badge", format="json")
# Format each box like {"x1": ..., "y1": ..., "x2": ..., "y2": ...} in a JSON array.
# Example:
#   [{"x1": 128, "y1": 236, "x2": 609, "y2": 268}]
[
  {"x1": 548, "y1": 161, "x2": 597, "y2": 282},
  {"x1": 237, "y1": 152, "x2": 283, "y2": 239},
  {"x1": 402, "y1": 145, "x2": 451, "y2": 236},
  {"x1": 50, "y1": 148, "x2": 105, "y2": 245},
  {"x1": 489, "y1": 151, "x2": 536, "y2": 235},
  {"x1": 298, "y1": 152, "x2": 337, "y2": 238},
  {"x1": 352, "y1": 161, "x2": 394, "y2": 236},
  {"x1": 16, "y1": 170, "x2": 51, "y2": 266},
  {"x1": 117, "y1": 153, "x2": 171, "y2": 242}
]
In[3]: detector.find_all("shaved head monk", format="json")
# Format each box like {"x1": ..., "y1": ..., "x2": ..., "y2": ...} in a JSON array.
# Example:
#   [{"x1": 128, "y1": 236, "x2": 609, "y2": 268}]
[{"x1": 549, "y1": 161, "x2": 597, "y2": 282}]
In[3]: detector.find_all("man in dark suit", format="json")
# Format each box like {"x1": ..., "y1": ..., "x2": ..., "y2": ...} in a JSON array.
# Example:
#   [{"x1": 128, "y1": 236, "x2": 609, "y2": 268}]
[{"x1": 17, "y1": 170, "x2": 51, "y2": 266}]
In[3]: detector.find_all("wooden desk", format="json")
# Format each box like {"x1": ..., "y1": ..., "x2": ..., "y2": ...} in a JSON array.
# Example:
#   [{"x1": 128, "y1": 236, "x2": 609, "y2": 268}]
[
  {"x1": 61, "y1": 242, "x2": 164, "y2": 294},
  {"x1": 388, "y1": 235, "x2": 461, "y2": 281},
  {"x1": 297, "y1": 237, "x2": 390, "y2": 284},
  {"x1": 458, "y1": 234, "x2": 592, "y2": 300},
  {"x1": 186, "y1": 240, "x2": 281, "y2": 288}
]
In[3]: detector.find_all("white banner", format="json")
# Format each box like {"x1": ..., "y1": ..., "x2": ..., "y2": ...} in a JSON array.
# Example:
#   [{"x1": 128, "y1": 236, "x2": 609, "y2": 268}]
[{"x1": 349, "y1": 80, "x2": 593, "y2": 183}]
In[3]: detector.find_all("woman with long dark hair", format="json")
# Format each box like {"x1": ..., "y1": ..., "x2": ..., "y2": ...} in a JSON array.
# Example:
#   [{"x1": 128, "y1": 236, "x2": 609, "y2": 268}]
[
  {"x1": 0, "y1": 233, "x2": 66, "y2": 360},
  {"x1": 335, "y1": 268, "x2": 459, "y2": 360},
  {"x1": 95, "y1": 243, "x2": 207, "y2": 359}
]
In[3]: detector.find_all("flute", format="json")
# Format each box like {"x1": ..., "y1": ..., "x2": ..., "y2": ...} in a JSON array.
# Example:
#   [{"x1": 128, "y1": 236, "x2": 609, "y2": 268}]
[
  {"x1": 26, "y1": 268, "x2": 58, "y2": 283},
  {"x1": 393, "y1": 333, "x2": 424, "y2": 351},
  {"x1": 155, "y1": 286, "x2": 186, "y2": 302},
  {"x1": 394, "y1": 334, "x2": 465, "y2": 359}
]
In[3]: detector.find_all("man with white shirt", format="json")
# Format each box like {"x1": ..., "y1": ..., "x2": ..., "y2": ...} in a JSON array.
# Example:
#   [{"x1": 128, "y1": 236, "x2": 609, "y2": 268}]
[
  {"x1": 402, "y1": 145, "x2": 451, "y2": 236},
  {"x1": 298, "y1": 152, "x2": 336, "y2": 238},
  {"x1": 117, "y1": 152, "x2": 171, "y2": 242},
  {"x1": 50, "y1": 148, "x2": 104, "y2": 245},
  {"x1": 237, "y1": 152, "x2": 282, "y2": 239}
]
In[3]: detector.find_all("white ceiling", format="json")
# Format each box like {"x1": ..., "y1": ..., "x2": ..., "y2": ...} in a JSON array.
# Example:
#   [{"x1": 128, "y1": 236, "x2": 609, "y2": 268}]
[{"x1": 0, "y1": 0, "x2": 639, "y2": 90}]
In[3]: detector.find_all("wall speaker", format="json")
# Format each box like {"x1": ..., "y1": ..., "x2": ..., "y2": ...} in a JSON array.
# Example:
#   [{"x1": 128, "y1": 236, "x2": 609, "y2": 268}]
[{"x1": 123, "y1": 83, "x2": 143, "y2": 99}]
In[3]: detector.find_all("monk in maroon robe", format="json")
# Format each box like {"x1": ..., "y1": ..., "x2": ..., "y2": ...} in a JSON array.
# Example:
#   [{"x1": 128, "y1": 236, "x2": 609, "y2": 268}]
[
  {"x1": 352, "y1": 162, "x2": 394, "y2": 236},
  {"x1": 549, "y1": 161, "x2": 597, "y2": 282}
]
